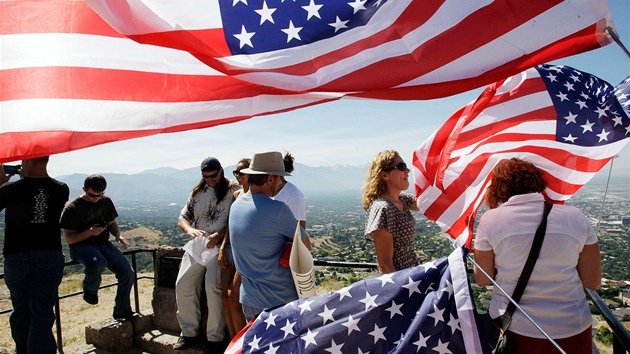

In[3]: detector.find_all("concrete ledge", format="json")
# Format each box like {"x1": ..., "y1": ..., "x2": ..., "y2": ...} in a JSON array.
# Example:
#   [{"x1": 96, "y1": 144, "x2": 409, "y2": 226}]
[
  {"x1": 86, "y1": 319, "x2": 133, "y2": 353},
  {"x1": 135, "y1": 328, "x2": 206, "y2": 354}
]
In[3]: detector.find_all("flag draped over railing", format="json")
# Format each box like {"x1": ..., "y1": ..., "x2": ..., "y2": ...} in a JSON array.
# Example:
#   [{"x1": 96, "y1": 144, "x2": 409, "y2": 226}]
[
  {"x1": 225, "y1": 247, "x2": 489, "y2": 354},
  {"x1": 412, "y1": 64, "x2": 630, "y2": 248},
  {"x1": 0, "y1": 0, "x2": 615, "y2": 162},
  {"x1": 88, "y1": 0, "x2": 613, "y2": 99}
]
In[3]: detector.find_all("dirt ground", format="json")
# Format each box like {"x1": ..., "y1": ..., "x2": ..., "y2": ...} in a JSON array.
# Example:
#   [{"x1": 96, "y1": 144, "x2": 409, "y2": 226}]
[{"x1": 0, "y1": 274, "x2": 154, "y2": 352}]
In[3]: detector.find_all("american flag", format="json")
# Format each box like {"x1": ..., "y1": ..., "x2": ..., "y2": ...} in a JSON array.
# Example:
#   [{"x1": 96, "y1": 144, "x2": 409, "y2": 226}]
[
  {"x1": 0, "y1": 0, "x2": 342, "y2": 162},
  {"x1": 0, "y1": 0, "x2": 614, "y2": 162},
  {"x1": 225, "y1": 247, "x2": 488, "y2": 354},
  {"x1": 412, "y1": 64, "x2": 630, "y2": 248},
  {"x1": 88, "y1": 0, "x2": 613, "y2": 98}
]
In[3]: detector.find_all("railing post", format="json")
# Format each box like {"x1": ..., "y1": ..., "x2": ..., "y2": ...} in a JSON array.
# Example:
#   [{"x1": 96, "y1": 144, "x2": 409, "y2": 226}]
[
  {"x1": 55, "y1": 299, "x2": 63, "y2": 353},
  {"x1": 131, "y1": 252, "x2": 140, "y2": 314},
  {"x1": 613, "y1": 334, "x2": 626, "y2": 354}
]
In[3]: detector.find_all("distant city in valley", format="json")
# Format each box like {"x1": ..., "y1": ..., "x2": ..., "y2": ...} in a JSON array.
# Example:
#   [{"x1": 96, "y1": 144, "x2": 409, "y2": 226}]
[{"x1": 0, "y1": 165, "x2": 628, "y2": 284}]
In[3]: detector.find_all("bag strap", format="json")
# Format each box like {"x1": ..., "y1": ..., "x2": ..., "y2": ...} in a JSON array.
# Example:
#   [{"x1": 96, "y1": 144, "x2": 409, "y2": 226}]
[{"x1": 505, "y1": 201, "x2": 553, "y2": 316}]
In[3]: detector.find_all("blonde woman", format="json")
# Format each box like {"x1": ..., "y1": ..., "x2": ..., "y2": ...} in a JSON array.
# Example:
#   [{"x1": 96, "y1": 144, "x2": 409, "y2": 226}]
[{"x1": 363, "y1": 150, "x2": 419, "y2": 274}]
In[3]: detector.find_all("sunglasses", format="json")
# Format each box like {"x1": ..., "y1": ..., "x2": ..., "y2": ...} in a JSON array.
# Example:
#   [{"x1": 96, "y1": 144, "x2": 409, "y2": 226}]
[
  {"x1": 233, "y1": 170, "x2": 244, "y2": 177},
  {"x1": 384, "y1": 162, "x2": 408, "y2": 172},
  {"x1": 87, "y1": 191, "x2": 104, "y2": 198},
  {"x1": 202, "y1": 171, "x2": 221, "y2": 179}
]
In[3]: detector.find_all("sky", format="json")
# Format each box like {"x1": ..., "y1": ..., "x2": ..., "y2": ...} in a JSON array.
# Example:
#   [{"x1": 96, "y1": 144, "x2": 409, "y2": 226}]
[{"x1": 39, "y1": 0, "x2": 629, "y2": 178}]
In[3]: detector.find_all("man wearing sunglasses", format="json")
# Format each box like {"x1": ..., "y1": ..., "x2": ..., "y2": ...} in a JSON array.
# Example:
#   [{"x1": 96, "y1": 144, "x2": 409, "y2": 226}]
[
  {"x1": 60, "y1": 174, "x2": 136, "y2": 322},
  {"x1": 174, "y1": 157, "x2": 241, "y2": 351}
]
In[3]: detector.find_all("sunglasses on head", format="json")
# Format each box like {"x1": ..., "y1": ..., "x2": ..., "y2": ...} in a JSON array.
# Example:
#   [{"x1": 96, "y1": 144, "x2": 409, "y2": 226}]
[
  {"x1": 87, "y1": 191, "x2": 104, "y2": 198},
  {"x1": 233, "y1": 170, "x2": 245, "y2": 177},
  {"x1": 202, "y1": 171, "x2": 221, "y2": 179},
  {"x1": 384, "y1": 162, "x2": 407, "y2": 172}
]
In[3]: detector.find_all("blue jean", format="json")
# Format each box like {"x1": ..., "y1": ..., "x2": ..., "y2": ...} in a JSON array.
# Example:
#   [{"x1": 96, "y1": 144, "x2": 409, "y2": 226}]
[
  {"x1": 70, "y1": 242, "x2": 135, "y2": 317},
  {"x1": 4, "y1": 250, "x2": 64, "y2": 354}
]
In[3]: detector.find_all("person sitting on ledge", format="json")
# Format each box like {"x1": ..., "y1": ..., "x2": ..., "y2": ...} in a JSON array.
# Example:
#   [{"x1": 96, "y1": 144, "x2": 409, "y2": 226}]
[{"x1": 60, "y1": 174, "x2": 137, "y2": 322}]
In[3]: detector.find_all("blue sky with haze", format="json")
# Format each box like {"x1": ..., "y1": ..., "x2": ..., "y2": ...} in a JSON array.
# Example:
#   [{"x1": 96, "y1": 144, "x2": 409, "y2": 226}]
[{"x1": 44, "y1": 0, "x2": 629, "y2": 178}]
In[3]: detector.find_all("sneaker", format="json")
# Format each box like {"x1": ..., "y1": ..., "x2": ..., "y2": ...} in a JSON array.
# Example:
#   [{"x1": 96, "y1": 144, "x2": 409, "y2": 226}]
[
  {"x1": 83, "y1": 292, "x2": 98, "y2": 305},
  {"x1": 114, "y1": 312, "x2": 139, "y2": 322},
  {"x1": 173, "y1": 336, "x2": 197, "y2": 351}
]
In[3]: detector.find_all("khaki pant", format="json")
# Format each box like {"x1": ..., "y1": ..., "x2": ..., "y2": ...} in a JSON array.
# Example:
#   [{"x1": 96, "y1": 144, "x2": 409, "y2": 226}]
[{"x1": 175, "y1": 252, "x2": 225, "y2": 342}]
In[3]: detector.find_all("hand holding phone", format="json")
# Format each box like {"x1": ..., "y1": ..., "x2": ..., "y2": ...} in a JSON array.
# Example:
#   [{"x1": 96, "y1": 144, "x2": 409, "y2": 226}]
[{"x1": 3, "y1": 165, "x2": 21, "y2": 175}]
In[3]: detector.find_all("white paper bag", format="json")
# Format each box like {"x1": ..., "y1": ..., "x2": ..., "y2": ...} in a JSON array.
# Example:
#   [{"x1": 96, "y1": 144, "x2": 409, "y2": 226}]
[
  {"x1": 289, "y1": 222, "x2": 316, "y2": 298},
  {"x1": 182, "y1": 235, "x2": 218, "y2": 266}
]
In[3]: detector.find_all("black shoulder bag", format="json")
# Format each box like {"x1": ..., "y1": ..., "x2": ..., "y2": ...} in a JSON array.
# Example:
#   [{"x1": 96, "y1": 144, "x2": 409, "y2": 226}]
[{"x1": 483, "y1": 201, "x2": 553, "y2": 354}]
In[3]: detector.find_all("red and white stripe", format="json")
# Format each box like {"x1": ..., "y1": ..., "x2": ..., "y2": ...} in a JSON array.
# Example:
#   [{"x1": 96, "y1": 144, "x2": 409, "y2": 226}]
[
  {"x1": 0, "y1": 1, "x2": 342, "y2": 162},
  {"x1": 88, "y1": 0, "x2": 613, "y2": 98},
  {"x1": 412, "y1": 68, "x2": 629, "y2": 248}
]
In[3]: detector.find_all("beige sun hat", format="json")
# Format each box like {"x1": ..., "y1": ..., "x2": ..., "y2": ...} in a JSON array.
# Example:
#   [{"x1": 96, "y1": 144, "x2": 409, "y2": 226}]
[{"x1": 240, "y1": 151, "x2": 290, "y2": 176}]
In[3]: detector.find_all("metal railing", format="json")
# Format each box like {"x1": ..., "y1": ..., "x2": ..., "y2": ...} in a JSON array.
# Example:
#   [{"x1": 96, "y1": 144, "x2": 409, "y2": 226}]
[
  {"x1": 0, "y1": 248, "x2": 156, "y2": 352},
  {"x1": 1, "y1": 250, "x2": 629, "y2": 354},
  {"x1": 586, "y1": 288, "x2": 630, "y2": 354}
]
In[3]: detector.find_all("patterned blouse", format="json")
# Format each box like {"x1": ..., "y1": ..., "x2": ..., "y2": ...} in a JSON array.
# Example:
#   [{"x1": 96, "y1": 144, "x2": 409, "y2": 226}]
[
  {"x1": 180, "y1": 180, "x2": 241, "y2": 233},
  {"x1": 364, "y1": 193, "x2": 418, "y2": 271}
]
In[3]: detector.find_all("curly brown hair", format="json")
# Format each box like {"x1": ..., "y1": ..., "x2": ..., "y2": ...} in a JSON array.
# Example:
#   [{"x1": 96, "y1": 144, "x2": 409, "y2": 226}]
[
  {"x1": 485, "y1": 158, "x2": 546, "y2": 209},
  {"x1": 362, "y1": 150, "x2": 399, "y2": 210}
]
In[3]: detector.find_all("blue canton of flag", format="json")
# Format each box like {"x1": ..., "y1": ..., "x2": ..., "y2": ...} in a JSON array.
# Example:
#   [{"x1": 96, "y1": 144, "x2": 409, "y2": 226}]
[
  {"x1": 538, "y1": 65, "x2": 630, "y2": 147},
  {"x1": 219, "y1": 0, "x2": 388, "y2": 54},
  {"x1": 229, "y1": 247, "x2": 487, "y2": 354}
]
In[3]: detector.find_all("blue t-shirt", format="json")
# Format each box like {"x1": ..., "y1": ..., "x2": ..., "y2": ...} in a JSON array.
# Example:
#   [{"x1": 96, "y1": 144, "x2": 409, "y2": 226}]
[{"x1": 229, "y1": 193, "x2": 307, "y2": 310}]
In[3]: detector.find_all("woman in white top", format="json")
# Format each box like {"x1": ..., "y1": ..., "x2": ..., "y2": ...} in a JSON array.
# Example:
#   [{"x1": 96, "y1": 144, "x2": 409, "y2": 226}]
[
  {"x1": 274, "y1": 152, "x2": 306, "y2": 229},
  {"x1": 473, "y1": 158, "x2": 601, "y2": 354}
]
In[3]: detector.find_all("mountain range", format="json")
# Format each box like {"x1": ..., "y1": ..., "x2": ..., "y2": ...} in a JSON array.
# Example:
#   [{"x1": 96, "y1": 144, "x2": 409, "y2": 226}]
[
  {"x1": 57, "y1": 163, "x2": 369, "y2": 204},
  {"x1": 56, "y1": 163, "x2": 625, "y2": 206}
]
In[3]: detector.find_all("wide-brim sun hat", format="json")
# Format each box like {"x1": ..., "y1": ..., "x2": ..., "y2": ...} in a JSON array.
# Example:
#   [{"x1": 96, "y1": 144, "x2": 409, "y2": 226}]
[{"x1": 240, "y1": 151, "x2": 290, "y2": 176}]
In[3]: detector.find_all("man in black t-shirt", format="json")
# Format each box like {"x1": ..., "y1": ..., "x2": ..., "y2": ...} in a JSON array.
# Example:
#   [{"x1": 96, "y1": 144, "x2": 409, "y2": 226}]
[
  {"x1": 0, "y1": 156, "x2": 69, "y2": 354},
  {"x1": 60, "y1": 174, "x2": 136, "y2": 322}
]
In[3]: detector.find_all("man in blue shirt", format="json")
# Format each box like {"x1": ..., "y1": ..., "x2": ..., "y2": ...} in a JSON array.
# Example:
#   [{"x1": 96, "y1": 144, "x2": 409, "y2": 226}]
[{"x1": 229, "y1": 151, "x2": 311, "y2": 321}]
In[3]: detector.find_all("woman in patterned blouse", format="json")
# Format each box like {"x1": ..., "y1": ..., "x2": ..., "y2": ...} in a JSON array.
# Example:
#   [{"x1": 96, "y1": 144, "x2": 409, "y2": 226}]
[{"x1": 362, "y1": 150, "x2": 419, "y2": 274}]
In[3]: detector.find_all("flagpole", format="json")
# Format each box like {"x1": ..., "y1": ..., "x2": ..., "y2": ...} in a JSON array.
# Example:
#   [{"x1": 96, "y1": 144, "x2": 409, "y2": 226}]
[
  {"x1": 606, "y1": 26, "x2": 630, "y2": 59},
  {"x1": 595, "y1": 157, "x2": 615, "y2": 236},
  {"x1": 465, "y1": 253, "x2": 567, "y2": 354}
]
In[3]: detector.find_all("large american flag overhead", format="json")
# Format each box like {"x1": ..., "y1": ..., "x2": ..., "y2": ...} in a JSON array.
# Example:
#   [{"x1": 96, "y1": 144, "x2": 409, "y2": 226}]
[
  {"x1": 412, "y1": 64, "x2": 630, "y2": 248},
  {"x1": 88, "y1": 0, "x2": 613, "y2": 98},
  {"x1": 225, "y1": 247, "x2": 488, "y2": 354},
  {"x1": 0, "y1": 1, "x2": 343, "y2": 162},
  {"x1": 0, "y1": 0, "x2": 616, "y2": 162}
]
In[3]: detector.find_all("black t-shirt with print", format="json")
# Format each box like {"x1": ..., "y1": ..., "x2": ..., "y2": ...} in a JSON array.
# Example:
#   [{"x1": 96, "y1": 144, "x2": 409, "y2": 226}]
[{"x1": 0, "y1": 177, "x2": 70, "y2": 256}]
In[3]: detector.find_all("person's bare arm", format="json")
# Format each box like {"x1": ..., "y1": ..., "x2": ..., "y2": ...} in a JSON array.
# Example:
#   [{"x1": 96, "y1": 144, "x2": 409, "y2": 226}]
[
  {"x1": 302, "y1": 234, "x2": 312, "y2": 250},
  {"x1": 178, "y1": 217, "x2": 206, "y2": 237},
  {"x1": 63, "y1": 225, "x2": 105, "y2": 245},
  {"x1": 371, "y1": 229, "x2": 396, "y2": 274},
  {"x1": 206, "y1": 226, "x2": 226, "y2": 249},
  {"x1": 473, "y1": 249, "x2": 496, "y2": 287},
  {"x1": 577, "y1": 243, "x2": 602, "y2": 290},
  {"x1": 108, "y1": 220, "x2": 127, "y2": 249},
  {"x1": 218, "y1": 229, "x2": 230, "y2": 268}
]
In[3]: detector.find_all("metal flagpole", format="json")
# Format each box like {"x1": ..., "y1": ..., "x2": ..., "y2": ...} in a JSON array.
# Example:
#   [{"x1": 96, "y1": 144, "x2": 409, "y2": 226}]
[
  {"x1": 606, "y1": 26, "x2": 630, "y2": 59},
  {"x1": 595, "y1": 157, "x2": 615, "y2": 236},
  {"x1": 465, "y1": 253, "x2": 567, "y2": 354}
]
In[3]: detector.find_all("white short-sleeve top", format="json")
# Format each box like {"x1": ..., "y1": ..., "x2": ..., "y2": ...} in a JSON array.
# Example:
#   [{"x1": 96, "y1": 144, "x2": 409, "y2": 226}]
[{"x1": 474, "y1": 193, "x2": 597, "y2": 338}]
